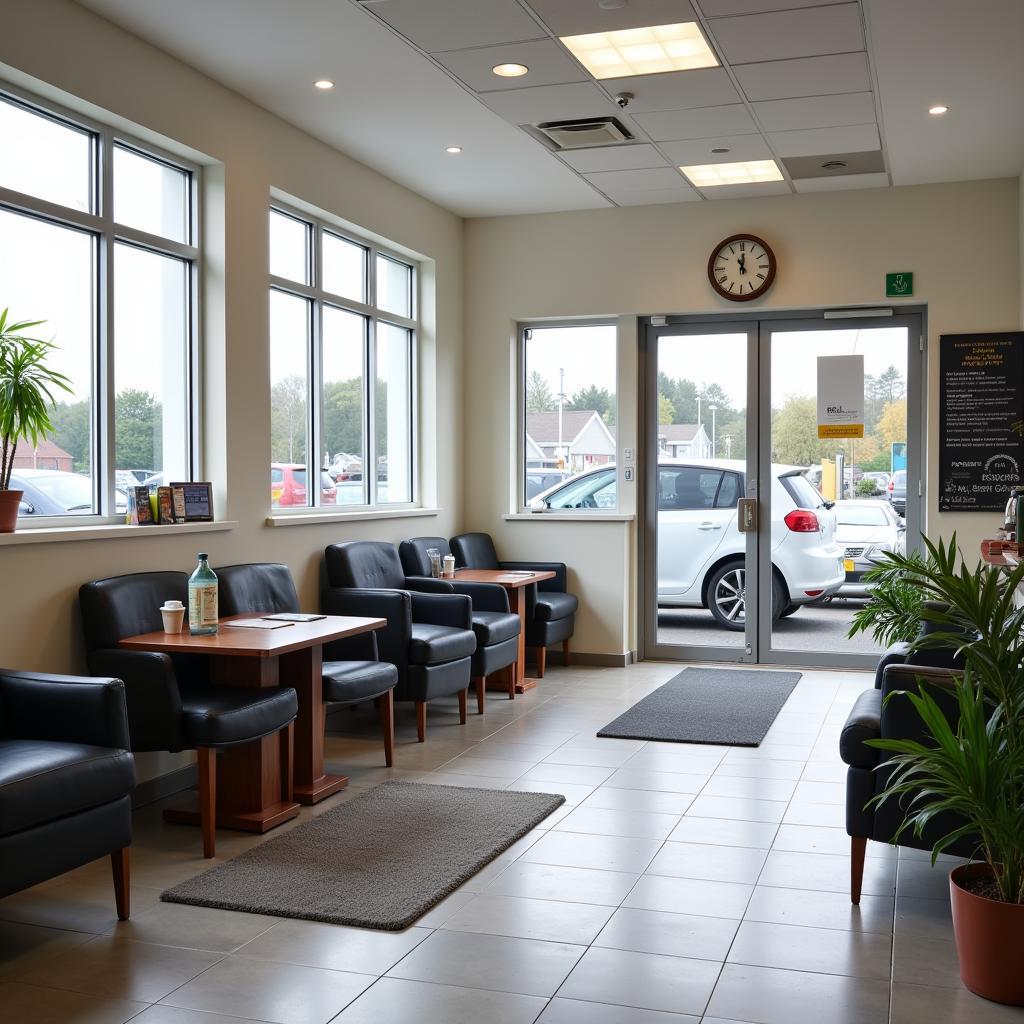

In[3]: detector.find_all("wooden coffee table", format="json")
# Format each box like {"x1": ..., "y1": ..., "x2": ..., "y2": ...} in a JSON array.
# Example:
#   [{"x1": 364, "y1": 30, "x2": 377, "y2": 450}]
[
  {"x1": 449, "y1": 568, "x2": 556, "y2": 694},
  {"x1": 119, "y1": 613, "x2": 385, "y2": 833}
]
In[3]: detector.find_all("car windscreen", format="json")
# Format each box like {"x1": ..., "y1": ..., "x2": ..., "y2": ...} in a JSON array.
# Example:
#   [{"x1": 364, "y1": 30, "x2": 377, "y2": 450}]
[
  {"x1": 892, "y1": 471, "x2": 907, "y2": 486},
  {"x1": 544, "y1": 469, "x2": 616, "y2": 509},
  {"x1": 780, "y1": 472, "x2": 825, "y2": 509},
  {"x1": 836, "y1": 505, "x2": 889, "y2": 526},
  {"x1": 27, "y1": 473, "x2": 92, "y2": 511}
]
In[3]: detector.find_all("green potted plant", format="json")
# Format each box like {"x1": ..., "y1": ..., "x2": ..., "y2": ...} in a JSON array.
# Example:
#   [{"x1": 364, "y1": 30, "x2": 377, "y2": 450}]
[
  {"x1": 866, "y1": 535, "x2": 1024, "y2": 1005},
  {"x1": 847, "y1": 548, "x2": 934, "y2": 647},
  {"x1": 0, "y1": 308, "x2": 72, "y2": 532}
]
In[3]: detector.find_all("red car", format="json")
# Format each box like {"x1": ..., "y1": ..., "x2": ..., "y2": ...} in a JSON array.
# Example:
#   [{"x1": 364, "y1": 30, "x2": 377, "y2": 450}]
[{"x1": 271, "y1": 463, "x2": 337, "y2": 506}]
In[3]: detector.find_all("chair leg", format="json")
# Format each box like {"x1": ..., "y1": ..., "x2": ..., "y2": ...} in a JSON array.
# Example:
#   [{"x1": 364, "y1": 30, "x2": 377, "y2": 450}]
[
  {"x1": 458, "y1": 687, "x2": 468, "y2": 725},
  {"x1": 473, "y1": 676, "x2": 485, "y2": 715},
  {"x1": 110, "y1": 847, "x2": 130, "y2": 921},
  {"x1": 279, "y1": 722, "x2": 294, "y2": 803},
  {"x1": 562, "y1": 639, "x2": 571, "y2": 667},
  {"x1": 197, "y1": 747, "x2": 217, "y2": 859},
  {"x1": 416, "y1": 701, "x2": 427, "y2": 743},
  {"x1": 380, "y1": 690, "x2": 395, "y2": 767},
  {"x1": 536, "y1": 645, "x2": 547, "y2": 678},
  {"x1": 850, "y1": 835, "x2": 867, "y2": 904}
]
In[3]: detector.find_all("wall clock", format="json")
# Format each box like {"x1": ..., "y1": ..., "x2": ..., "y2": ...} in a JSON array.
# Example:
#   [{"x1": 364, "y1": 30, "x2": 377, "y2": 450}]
[{"x1": 708, "y1": 234, "x2": 776, "y2": 302}]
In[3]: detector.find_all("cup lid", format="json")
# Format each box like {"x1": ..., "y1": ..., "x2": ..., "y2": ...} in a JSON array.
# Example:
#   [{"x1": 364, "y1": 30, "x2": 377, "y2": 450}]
[{"x1": 161, "y1": 601, "x2": 184, "y2": 609}]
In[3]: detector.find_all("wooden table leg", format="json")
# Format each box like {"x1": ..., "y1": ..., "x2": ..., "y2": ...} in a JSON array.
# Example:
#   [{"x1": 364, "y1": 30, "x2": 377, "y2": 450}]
[
  {"x1": 283, "y1": 644, "x2": 348, "y2": 805},
  {"x1": 164, "y1": 655, "x2": 300, "y2": 834},
  {"x1": 505, "y1": 587, "x2": 537, "y2": 694}
]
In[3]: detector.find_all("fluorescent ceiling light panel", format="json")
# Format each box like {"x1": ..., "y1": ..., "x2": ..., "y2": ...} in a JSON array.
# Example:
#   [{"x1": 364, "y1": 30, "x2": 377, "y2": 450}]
[
  {"x1": 681, "y1": 159, "x2": 784, "y2": 187},
  {"x1": 561, "y1": 22, "x2": 718, "y2": 80}
]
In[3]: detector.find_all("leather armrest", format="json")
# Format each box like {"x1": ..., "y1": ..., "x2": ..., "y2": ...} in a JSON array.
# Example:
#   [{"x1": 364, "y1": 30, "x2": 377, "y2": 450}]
[
  {"x1": 500, "y1": 560, "x2": 567, "y2": 592},
  {"x1": 405, "y1": 577, "x2": 456, "y2": 594},
  {"x1": 406, "y1": 577, "x2": 510, "y2": 613},
  {"x1": 840, "y1": 688, "x2": 882, "y2": 768},
  {"x1": 321, "y1": 587, "x2": 411, "y2": 668},
  {"x1": 411, "y1": 591, "x2": 473, "y2": 630},
  {"x1": 874, "y1": 642, "x2": 910, "y2": 688},
  {"x1": 0, "y1": 670, "x2": 131, "y2": 750}
]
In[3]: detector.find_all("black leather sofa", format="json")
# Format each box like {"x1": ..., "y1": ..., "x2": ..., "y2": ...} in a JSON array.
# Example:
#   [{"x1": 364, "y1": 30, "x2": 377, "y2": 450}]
[
  {"x1": 217, "y1": 562, "x2": 399, "y2": 765},
  {"x1": 79, "y1": 571, "x2": 298, "y2": 857},
  {"x1": 399, "y1": 536, "x2": 521, "y2": 710},
  {"x1": 0, "y1": 669, "x2": 135, "y2": 919},
  {"x1": 449, "y1": 531, "x2": 577, "y2": 677},
  {"x1": 323, "y1": 541, "x2": 477, "y2": 741}
]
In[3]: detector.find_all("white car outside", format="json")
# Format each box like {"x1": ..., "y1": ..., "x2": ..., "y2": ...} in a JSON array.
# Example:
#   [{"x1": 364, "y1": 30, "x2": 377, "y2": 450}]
[
  {"x1": 529, "y1": 459, "x2": 845, "y2": 630},
  {"x1": 832, "y1": 499, "x2": 906, "y2": 597}
]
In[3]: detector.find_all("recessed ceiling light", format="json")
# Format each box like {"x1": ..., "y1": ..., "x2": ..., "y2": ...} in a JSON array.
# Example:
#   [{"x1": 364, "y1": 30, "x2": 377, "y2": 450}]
[
  {"x1": 821, "y1": 160, "x2": 847, "y2": 170},
  {"x1": 928, "y1": 104, "x2": 949, "y2": 115},
  {"x1": 711, "y1": 147, "x2": 730, "y2": 154},
  {"x1": 492, "y1": 63, "x2": 529, "y2": 78},
  {"x1": 314, "y1": 79, "x2": 335, "y2": 90},
  {"x1": 681, "y1": 159, "x2": 784, "y2": 188},
  {"x1": 445, "y1": 146, "x2": 463, "y2": 154},
  {"x1": 560, "y1": 22, "x2": 718, "y2": 79}
]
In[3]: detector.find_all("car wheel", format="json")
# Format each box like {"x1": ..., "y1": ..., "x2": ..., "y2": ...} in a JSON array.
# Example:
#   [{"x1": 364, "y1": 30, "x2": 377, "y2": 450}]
[
  {"x1": 707, "y1": 563, "x2": 785, "y2": 631},
  {"x1": 779, "y1": 602, "x2": 800, "y2": 618}
]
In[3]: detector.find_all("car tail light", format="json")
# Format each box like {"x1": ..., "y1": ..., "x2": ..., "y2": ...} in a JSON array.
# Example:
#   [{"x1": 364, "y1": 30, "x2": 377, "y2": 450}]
[
  {"x1": 888, "y1": 479, "x2": 894, "y2": 492},
  {"x1": 784, "y1": 508, "x2": 820, "y2": 532},
  {"x1": 804, "y1": 589, "x2": 824, "y2": 597}
]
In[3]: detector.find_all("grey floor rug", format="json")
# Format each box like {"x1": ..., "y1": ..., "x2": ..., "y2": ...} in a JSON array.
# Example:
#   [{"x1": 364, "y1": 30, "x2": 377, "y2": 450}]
[
  {"x1": 597, "y1": 667, "x2": 802, "y2": 746},
  {"x1": 161, "y1": 781, "x2": 564, "y2": 930}
]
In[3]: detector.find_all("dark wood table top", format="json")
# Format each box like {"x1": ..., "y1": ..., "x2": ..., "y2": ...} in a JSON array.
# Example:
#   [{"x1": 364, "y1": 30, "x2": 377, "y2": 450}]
[
  {"x1": 451, "y1": 568, "x2": 556, "y2": 588},
  {"x1": 119, "y1": 614, "x2": 386, "y2": 658}
]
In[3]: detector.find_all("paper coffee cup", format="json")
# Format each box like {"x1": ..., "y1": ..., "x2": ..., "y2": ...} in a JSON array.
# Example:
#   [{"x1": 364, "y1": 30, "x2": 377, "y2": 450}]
[{"x1": 161, "y1": 606, "x2": 185, "y2": 633}]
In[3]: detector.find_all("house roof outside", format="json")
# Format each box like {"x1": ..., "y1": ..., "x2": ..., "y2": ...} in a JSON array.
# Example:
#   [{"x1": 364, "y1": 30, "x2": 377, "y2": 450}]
[
  {"x1": 13, "y1": 438, "x2": 74, "y2": 461},
  {"x1": 526, "y1": 410, "x2": 603, "y2": 445},
  {"x1": 659, "y1": 424, "x2": 703, "y2": 443}
]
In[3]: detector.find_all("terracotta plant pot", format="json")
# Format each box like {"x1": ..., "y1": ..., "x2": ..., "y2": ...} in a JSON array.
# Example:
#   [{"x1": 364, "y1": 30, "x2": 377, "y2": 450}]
[
  {"x1": 0, "y1": 489, "x2": 23, "y2": 533},
  {"x1": 950, "y1": 863, "x2": 1024, "y2": 1005}
]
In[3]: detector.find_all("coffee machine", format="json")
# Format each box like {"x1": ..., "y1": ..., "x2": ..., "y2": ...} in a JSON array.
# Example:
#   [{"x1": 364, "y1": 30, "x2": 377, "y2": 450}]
[{"x1": 1004, "y1": 487, "x2": 1024, "y2": 539}]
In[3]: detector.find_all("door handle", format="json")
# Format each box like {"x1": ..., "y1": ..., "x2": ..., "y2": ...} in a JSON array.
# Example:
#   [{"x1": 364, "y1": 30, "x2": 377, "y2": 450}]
[
  {"x1": 697, "y1": 522, "x2": 722, "y2": 530},
  {"x1": 737, "y1": 498, "x2": 757, "y2": 533}
]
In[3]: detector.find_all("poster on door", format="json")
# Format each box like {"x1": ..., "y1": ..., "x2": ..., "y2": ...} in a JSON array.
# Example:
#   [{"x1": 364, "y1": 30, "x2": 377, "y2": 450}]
[
  {"x1": 817, "y1": 355, "x2": 864, "y2": 438},
  {"x1": 939, "y1": 332, "x2": 1024, "y2": 512}
]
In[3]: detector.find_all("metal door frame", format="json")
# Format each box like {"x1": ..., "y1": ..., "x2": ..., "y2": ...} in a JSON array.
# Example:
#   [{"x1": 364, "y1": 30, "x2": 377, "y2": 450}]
[{"x1": 640, "y1": 305, "x2": 927, "y2": 670}]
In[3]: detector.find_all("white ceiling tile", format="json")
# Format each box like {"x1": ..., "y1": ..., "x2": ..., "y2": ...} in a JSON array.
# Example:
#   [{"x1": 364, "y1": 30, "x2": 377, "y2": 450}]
[
  {"x1": 699, "y1": 0, "x2": 849, "y2": 15},
  {"x1": 584, "y1": 166, "x2": 688, "y2": 191},
  {"x1": 526, "y1": 0, "x2": 699, "y2": 37},
  {"x1": 769, "y1": 123, "x2": 880, "y2": 156},
  {"x1": 734, "y1": 52, "x2": 870, "y2": 101},
  {"x1": 479, "y1": 82, "x2": 620, "y2": 122},
  {"x1": 632, "y1": 104, "x2": 757, "y2": 141},
  {"x1": 560, "y1": 144, "x2": 668, "y2": 172},
  {"x1": 660, "y1": 134, "x2": 774, "y2": 164},
  {"x1": 753, "y1": 92, "x2": 876, "y2": 131},
  {"x1": 707, "y1": 3, "x2": 864, "y2": 64},
  {"x1": 610, "y1": 186, "x2": 702, "y2": 206},
  {"x1": 362, "y1": 0, "x2": 544, "y2": 52},
  {"x1": 436, "y1": 39, "x2": 586, "y2": 92},
  {"x1": 608, "y1": 68, "x2": 740, "y2": 112},
  {"x1": 794, "y1": 172, "x2": 890, "y2": 192},
  {"x1": 701, "y1": 180, "x2": 792, "y2": 199}
]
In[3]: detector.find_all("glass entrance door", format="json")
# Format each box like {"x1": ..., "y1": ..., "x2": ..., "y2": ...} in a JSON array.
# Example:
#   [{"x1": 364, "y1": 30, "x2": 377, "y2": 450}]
[{"x1": 643, "y1": 311, "x2": 923, "y2": 669}]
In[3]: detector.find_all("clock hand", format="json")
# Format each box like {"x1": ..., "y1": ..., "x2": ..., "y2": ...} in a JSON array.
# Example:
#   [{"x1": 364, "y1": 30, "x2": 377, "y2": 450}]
[{"x1": 738, "y1": 252, "x2": 747, "y2": 274}]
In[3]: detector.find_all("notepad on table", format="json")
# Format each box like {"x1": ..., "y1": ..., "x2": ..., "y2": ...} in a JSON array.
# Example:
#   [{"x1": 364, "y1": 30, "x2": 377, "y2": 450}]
[
  {"x1": 262, "y1": 613, "x2": 327, "y2": 622},
  {"x1": 224, "y1": 618, "x2": 295, "y2": 629}
]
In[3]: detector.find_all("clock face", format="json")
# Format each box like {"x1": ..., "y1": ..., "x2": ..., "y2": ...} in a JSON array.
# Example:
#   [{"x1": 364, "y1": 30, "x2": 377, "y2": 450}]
[{"x1": 708, "y1": 234, "x2": 776, "y2": 302}]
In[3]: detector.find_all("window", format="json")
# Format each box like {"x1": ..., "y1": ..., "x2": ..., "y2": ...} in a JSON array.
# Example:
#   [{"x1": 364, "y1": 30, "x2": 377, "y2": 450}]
[
  {"x1": 269, "y1": 205, "x2": 417, "y2": 509},
  {"x1": 657, "y1": 466, "x2": 722, "y2": 511},
  {"x1": 521, "y1": 323, "x2": 617, "y2": 511},
  {"x1": 0, "y1": 90, "x2": 198, "y2": 523}
]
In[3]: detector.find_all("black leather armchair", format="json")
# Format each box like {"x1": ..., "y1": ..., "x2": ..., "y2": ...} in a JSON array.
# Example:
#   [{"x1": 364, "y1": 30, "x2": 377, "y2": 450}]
[
  {"x1": 216, "y1": 563, "x2": 399, "y2": 766},
  {"x1": 399, "y1": 536, "x2": 521, "y2": 711},
  {"x1": 0, "y1": 670, "x2": 135, "y2": 919},
  {"x1": 79, "y1": 572, "x2": 298, "y2": 857},
  {"x1": 323, "y1": 541, "x2": 477, "y2": 741},
  {"x1": 842, "y1": 662, "x2": 977, "y2": 903},
  {"x1": 449, "y1": 531, "x2": 578, "y2": 677}
]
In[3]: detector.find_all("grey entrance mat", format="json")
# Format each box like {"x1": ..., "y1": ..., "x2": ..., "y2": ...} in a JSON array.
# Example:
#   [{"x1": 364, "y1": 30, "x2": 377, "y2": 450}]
[
  {"x1": 161, "y1": 781, "x2": 564, "y2": 930},
  {"x1": 597, "y1": 667, "x2": 801, "y2": 746}
]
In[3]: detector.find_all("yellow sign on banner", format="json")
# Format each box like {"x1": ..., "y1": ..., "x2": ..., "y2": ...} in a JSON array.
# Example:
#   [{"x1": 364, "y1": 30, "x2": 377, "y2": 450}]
[{"x1": 818, "y1": 424, "x2": 865, "y2": 439}]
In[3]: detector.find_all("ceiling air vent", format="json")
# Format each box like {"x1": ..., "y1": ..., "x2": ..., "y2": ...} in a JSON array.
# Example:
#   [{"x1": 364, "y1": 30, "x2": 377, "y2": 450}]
[{"x1": 530, "y1": 116, "x2": 634, "y2": 151}]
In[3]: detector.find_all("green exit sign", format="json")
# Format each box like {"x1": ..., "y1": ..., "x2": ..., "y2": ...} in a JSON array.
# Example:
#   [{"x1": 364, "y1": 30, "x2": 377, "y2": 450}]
[{"x1": 886, "y1": 272, "x2": 913, "y2": 297}]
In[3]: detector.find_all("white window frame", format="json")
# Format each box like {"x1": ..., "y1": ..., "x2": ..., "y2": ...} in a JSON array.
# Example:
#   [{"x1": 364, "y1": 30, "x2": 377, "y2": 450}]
[
  {"x1": 518, "y1": 318, "x2": 619, "y2": 513},
  {"x1": 269, "y1": 201, "x2": 419, "y2": 512},
  {"x1": 0, "y1": 83, "x2": 201, "y2": 528}
]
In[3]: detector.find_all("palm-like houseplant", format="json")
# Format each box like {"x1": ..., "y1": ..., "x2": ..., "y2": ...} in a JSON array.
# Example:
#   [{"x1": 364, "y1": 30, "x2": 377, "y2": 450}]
[
  {"x1": 0, "y1": 308, "x2": 72, "y2": 531},
  {"x1": 863, "y1": 534, "x2": 1024, "y2": 1003}
]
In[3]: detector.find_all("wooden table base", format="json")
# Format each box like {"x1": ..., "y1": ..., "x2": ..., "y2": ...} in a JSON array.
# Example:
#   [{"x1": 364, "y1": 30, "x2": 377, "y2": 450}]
[
  {"x1": 482, "y1": 663, "x2": 538, "y2": 696},
  {"x1": 164, "y1": 797, "x2": 299, "y2": 834},
  {"x1": 293, "y1": 773, "x2": 348, "y2": 806}
]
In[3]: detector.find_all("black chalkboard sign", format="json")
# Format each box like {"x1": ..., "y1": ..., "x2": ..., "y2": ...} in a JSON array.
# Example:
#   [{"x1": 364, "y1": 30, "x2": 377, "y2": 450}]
[{"x1": 939, "y1": 332, "x2": 1024, "y2": 512}]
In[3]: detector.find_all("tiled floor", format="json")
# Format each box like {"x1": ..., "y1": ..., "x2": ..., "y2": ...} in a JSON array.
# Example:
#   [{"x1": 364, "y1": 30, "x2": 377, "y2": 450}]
[{"x1": 1, "y1": 661, "x2": 1015, "y2": 1024}]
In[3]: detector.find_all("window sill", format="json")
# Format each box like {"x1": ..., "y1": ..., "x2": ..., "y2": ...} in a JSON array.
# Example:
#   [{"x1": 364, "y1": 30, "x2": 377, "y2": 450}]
[
  {"x1": 266, "y1": 507, "x2": 441, "y2": 526},
  {"x1": 503, "y1": 512, "x2": 635, "y2": 522},
  {"x1": 0, "y1": 520, "x2": 239, "y2": 547}
]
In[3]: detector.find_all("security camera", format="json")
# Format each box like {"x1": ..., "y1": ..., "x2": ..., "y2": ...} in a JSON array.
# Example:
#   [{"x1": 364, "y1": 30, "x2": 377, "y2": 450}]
[{"x1": 615, "y1": 92, "x2": 633, "y2": 109}]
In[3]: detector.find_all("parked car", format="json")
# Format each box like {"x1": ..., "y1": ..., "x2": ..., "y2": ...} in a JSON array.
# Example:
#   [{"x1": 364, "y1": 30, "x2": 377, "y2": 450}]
[
  {"x1": 887, "y1": 469, "x2": 907, "y2": 515},
  {"x1": 530, "y1": 459, "x2": 844, "y2": 630},
  {"x1": 832, "y1": 499, "x2": 906, "y2": 596},
  {"x1": 328, "y1": 453, "x2": 362, "y2": 482},
  {"x1": 11, "y1": 469, "x2": 128, "y2": 518},
  {"x1": 859, "y1": 471, "x2": 891, "y2": 495},
  {"x1": 525, "y1": 469, "x2": 573, "y2": 500},
  {"x1": 271, "y1": 463, "x2": 337, "y2": 506}
]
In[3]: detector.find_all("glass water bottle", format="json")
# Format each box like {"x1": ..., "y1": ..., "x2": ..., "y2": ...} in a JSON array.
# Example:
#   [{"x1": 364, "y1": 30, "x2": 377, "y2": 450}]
[{"x1": 188, "y1": 552, "x2": 219, "y2": 636}]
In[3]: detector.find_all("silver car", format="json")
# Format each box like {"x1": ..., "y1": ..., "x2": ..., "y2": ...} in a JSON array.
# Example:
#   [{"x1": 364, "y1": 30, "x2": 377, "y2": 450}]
[{"x1": 832, "y1": 499, "x2": 906, "y2": 596}]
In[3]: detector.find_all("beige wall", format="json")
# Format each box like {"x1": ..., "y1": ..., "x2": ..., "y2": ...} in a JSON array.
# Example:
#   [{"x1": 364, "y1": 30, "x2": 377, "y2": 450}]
[
  {"x1": 0, "y1": 0, "x2": 464, "y2": 782},
  {"x1": 464, "y1": 179, "x2": 1021, "y2": 657}
]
